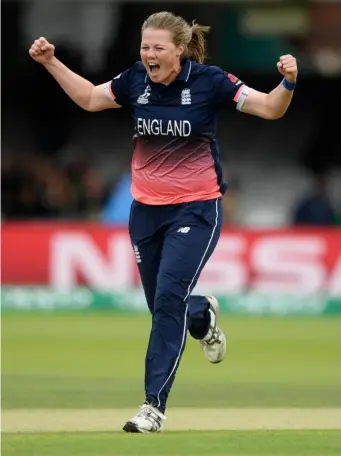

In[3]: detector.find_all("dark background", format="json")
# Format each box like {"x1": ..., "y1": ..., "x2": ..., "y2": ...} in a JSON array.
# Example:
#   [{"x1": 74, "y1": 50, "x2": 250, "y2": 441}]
[{"x1": 2, "y1": 0, "x2": 341, "y2": 226}]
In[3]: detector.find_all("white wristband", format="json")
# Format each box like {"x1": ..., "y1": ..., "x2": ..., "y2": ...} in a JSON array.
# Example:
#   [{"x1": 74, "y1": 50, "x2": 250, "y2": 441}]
[{"x1": 236, "y1": 85, "x2": 251, "y2": 111}]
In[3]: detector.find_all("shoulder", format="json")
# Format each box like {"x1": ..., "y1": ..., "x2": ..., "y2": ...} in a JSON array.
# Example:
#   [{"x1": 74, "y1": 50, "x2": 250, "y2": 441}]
[
  {"x1": 129, "y1": 61, "x2": 148, "y2": 82},
  {"x1": 190, "y1": 62, "x2": 238, "y2": 85},
  {"x1": 190, "y1": 62, "x2": 227, "y2": 77},
  {"x1": 131, "y1": 60, "x2": 147, "y2": 76},
  {"x1": 112, "y1": 61, "x2": 147, "y2": 82}
]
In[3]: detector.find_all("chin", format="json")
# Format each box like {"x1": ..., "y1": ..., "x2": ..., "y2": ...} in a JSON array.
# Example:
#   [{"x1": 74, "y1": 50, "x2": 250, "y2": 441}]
[
  {"x1": 148, "y1": 70, "x2": 171, "y2": 84},
  {"x1": 149, "y1": 72, "x2": 162, "y2": 83}
]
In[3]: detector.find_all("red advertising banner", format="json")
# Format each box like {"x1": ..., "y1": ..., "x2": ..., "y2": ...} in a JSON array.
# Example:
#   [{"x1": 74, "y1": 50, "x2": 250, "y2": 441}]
[{"x1": 2, "y1": 223, "x2": 341, "y2": 296}]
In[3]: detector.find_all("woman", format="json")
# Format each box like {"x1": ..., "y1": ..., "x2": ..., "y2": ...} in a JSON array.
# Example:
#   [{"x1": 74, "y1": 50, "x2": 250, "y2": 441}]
[{"x1": 29, "y1": 11, "x2": 298, "y2": 433}]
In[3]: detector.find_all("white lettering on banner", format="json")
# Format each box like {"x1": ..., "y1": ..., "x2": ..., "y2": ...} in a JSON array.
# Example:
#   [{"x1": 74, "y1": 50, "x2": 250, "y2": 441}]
[
  {"x1": 50, "y1": 234, "x2": 133, "y2": 291},
  {"x1": 194, "y1": 236, "x2": 247, "y2": 293},
  {"x1": 329, "y1": 255, "x2": 341, "y2": 297},
  {"x1": 251, "y1": 237, "x2": 326, "y2": 294},
  {"x1": 48, "y1": 231, "x2": 340, "y2": 296},
  {"x1": 136, "y1": 118, "x2": 191, "y2": 137}
]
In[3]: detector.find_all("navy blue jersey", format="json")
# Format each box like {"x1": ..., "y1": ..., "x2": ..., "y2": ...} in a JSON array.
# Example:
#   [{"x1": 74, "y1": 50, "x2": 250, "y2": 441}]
[{"x1": 104, "y1": 58, "x2": 249, "y2": 205}]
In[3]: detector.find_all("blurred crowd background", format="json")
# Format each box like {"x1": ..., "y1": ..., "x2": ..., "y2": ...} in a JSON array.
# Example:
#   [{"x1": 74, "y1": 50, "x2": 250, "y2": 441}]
[{"x1": 2, "y1": 0, "x2": 341, "y2": 227}]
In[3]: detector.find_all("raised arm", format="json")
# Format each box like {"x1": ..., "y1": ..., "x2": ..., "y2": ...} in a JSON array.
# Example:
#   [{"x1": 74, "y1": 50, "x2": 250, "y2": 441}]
[
  {"x1": 240, "y1": 55, "x2": 298, "y2": 120},
  {"x1": 29, "y1": 37, "x2": 121, "y2": 112}
]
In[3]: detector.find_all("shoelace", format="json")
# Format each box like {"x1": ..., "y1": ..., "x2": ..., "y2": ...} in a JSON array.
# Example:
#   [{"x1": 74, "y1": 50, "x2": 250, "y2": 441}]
[
  {"x1": 202, "y1": 326, "x2": 221, "y2": 346},
  {"x1": 136, "y1": 405, "x2": 162, "y2": 430},
  {"x1": 137, "y1": 405, "x2": 162, "y2": 420},
  {"x1": 137, "y1": 406, "x2": 152, "y2": 418}
]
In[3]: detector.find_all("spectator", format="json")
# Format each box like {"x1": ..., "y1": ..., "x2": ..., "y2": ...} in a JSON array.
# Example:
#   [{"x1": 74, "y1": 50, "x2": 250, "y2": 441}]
[
  {"x1": 1, "y1": 152, "x2": 106, "y2": 220},
  {"x1": 100, "y1": 172, "x2": 133, "y2": 225},
  {"x1": 292, "y1": 170, "x2": 336, "y2": 226}
]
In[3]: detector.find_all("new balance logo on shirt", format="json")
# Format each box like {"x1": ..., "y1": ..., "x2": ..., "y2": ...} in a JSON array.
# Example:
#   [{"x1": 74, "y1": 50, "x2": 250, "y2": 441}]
[{"x1": 177, "y1": 227, "x2": 190, "y2": 234}]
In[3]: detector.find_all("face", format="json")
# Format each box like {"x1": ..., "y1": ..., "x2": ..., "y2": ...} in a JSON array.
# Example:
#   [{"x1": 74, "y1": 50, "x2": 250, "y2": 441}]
[{"x1": 140, "y1": 28, "x2": 184, "y2": 84}]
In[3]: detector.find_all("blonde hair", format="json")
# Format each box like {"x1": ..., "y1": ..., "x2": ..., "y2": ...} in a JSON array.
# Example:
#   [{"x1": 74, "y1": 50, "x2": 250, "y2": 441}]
[{"x1": 142, "y1": 11, "x2": 210, "y2": 64}]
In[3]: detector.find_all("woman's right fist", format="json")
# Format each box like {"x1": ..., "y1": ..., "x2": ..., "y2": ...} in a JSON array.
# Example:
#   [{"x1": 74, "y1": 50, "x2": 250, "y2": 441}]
[{"x1": 29, "y1": 37, "x2": 55, "y2": 65}]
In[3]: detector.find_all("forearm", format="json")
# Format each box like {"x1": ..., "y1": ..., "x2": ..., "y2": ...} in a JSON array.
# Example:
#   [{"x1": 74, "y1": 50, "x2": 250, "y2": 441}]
[
  {"x1": 267, "y1": 79, "x2": 295, "y2": 119},
  {"x1": 240, "y1": 54, "x2": 298, "y2": 120},
  {"x1": 44, "y1": 57, "x2": 94, "y2": 110}
]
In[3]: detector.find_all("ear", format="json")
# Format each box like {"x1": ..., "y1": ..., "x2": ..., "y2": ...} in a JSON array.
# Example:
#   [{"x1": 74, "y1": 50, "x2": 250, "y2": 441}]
[{"x1": 176, "y1": 44, "x2": 185, "y2": 58}]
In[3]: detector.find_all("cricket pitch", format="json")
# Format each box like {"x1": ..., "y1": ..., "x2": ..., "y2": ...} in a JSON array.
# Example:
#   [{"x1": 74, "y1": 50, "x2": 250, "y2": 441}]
[{"x1": 3, "y1": 408, "x2": 341, "y2": 433}]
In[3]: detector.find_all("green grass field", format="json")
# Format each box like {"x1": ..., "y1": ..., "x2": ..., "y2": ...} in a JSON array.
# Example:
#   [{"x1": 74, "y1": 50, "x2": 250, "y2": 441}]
[
  {"x1": 3, "y1": 431, "x2": 341, "y2": 456},
  {"x1": 2, "y1": 313, "x2": 341, "y2": 408},
  {"x1": 2, "y1": 313, "x2": 341, "y2": 455}
]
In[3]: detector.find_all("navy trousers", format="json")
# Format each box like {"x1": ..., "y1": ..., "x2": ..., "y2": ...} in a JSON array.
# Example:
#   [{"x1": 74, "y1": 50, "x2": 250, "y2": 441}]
[{"x1": 129, "y1": 197, "x2": 222, "y2": 413}]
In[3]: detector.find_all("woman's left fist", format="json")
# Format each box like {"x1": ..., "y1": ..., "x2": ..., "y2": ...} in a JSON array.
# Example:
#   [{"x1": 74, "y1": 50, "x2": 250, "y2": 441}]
[{"x1": 277, "y1": 55, "x2": 298, "y2": 82}]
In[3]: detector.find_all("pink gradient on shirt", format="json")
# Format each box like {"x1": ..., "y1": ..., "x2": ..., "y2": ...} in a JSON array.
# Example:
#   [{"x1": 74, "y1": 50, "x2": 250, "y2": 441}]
[{"x1": 131, "y1": 137, "x2": 221, "y2": 205}]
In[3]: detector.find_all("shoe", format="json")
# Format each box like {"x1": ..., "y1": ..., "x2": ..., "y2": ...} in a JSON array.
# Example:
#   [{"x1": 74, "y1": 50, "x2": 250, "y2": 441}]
[
  {"x1": 122, "y1": 403, "x2": 166, "y2": 433},
  {"x1": 199, "y1": 296, "x2": 226, "y2": 364}
]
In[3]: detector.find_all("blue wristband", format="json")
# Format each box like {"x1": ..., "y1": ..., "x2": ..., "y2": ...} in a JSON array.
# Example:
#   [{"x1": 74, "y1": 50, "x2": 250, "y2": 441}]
[{"x1": 282, "y1": 78, "x2": 296, "y2": 91}]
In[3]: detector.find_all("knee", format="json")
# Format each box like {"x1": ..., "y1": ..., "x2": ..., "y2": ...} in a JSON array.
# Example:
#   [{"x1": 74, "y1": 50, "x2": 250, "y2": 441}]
[{"x1": 153, "y1": 289, "x2": 186, "y2": 319}]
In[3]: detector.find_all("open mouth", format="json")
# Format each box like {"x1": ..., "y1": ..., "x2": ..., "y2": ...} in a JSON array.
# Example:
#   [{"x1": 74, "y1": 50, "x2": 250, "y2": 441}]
[{"x1": 148, "y1": 63, "x2": 160, "y2": 74}]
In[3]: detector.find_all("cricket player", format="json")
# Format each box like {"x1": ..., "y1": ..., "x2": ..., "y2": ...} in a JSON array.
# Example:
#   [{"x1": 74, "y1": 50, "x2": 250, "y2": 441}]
[{"x1": 29, "y1": 11, "x2": 298, "y2": 433}]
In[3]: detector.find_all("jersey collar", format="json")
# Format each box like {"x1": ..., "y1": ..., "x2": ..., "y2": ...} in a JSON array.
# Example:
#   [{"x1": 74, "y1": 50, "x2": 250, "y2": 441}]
[
  {"x1": 177, "y1": 58, "x2": 192, "y2": 82},
  {"x1": 144, "y1": 58, "x2": 192, "y2": 84}
]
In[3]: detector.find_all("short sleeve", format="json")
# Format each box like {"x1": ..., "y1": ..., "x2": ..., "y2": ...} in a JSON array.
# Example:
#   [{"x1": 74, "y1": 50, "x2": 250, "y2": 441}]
[
  {"x1": 212, "y1": 67, "x2": 250, "y2": 110},
  {"x1": 104, "y1": 66, "x2": 134, "y2": 107}
]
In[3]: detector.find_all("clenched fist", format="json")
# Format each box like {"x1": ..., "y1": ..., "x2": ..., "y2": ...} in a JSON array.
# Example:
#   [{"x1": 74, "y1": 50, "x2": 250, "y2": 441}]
[
  {"x1": 277, "y1": 55, "x2": 298, "y2": 83},
  {"x1": 29, "y1": 37, "x2": 55, "y2": 65}
]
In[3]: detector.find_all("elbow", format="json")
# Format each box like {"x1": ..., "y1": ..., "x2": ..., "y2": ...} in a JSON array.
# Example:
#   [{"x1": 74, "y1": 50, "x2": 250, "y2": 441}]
[
  {"x1": 84, "y1": 104, "x2": 106, "y2": 113},
  {"x1": 267, "y1": 102, "x2": 290, "y2": 120},
  {"x1": 260, "y1": 111, "x2": 283, "y2": 120},
  {"x1": 75, "y1": 100, "x2": 97, "y2": 112},
  {"x1": 253, "y1": 104, "x2": 287, "y2": 120},
  {"x1": 85, "y1": 105, "x2": 100, "y2": 113},
  {"x1": 270, "y1": 112, "x2": 285, "y2": 120},
  {"x1": 84, "y1": 99, "x2": 101, "y2": 112},
  {"x1": 264, "y1": 95, "x2": 289, "y2": 119},
  {"x1": 266, "y1": 107, "x2": 287, "y2": 120}
]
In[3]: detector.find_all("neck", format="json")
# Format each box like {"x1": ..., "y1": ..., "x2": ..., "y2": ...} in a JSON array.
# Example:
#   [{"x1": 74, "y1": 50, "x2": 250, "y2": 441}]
[{"x1": 162, "y1": 60, "x2": 182, "y2": 84}]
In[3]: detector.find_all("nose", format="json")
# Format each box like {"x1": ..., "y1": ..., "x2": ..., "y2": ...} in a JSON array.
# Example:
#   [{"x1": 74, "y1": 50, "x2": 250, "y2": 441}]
[{"x1": 145, "y1": 50, "x2": 156, "y2": 60}]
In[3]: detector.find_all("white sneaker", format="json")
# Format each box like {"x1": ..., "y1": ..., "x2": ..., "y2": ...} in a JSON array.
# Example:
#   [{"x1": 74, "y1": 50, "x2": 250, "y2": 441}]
[
  {"x1": 122, "y1": 403, "x2": 166, "y2": 433},
  {"x1": 199, "y1": 296, "x2": 226, "y2": 364}
]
